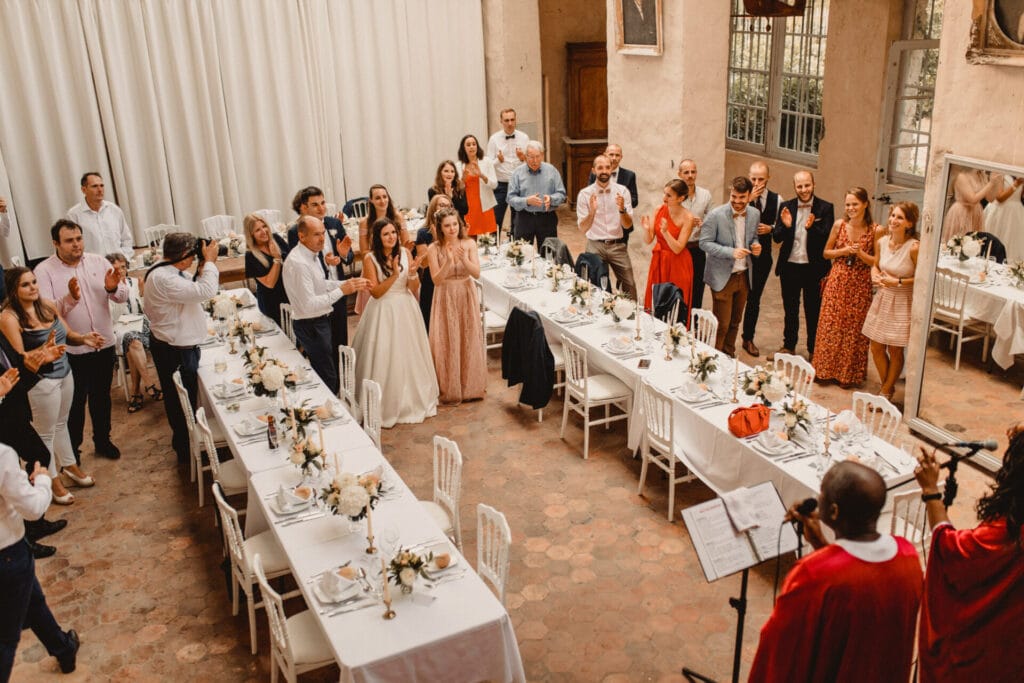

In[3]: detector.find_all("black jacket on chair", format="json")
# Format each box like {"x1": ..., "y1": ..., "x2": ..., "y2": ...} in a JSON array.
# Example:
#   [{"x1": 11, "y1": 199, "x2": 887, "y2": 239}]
[
  {"x1": 541, "y1": 237, "x2": 574, "y2": 269},
  {"x1": 974, "y1": 232, "x2": 1007, "y2": 263},
  {"x1": 500, "y1": 308, "x2": 554, "y2": 410},
  {"x1": 651, "y1": 282, "x2": 688, "y2": 325},
  {"x1": 574, "y1": 252, "x2": 610, "y2": 290}
]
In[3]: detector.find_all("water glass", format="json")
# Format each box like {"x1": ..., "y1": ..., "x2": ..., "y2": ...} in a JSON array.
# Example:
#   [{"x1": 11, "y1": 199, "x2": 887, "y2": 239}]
[{"x1": 214, "y1": 357, "x2": 228, "y2": 374}]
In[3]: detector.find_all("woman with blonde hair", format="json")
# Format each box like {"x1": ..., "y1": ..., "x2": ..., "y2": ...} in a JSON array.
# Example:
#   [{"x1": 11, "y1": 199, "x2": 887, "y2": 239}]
[
  {"x1": 416, "y1": 194, "x2": 457, "y2": 329},
  {"x1": 243, "y1": 213, "x2": 290, "y2": 324}
]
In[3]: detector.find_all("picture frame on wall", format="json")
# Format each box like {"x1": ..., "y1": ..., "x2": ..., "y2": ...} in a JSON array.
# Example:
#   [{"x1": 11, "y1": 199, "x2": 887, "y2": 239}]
[
  {"x1": 968, "y1": 0, "x2": 1024, "y2": 66},
  {"x1": 615, "y1": 0, "x2": 663, "y2": 56}
]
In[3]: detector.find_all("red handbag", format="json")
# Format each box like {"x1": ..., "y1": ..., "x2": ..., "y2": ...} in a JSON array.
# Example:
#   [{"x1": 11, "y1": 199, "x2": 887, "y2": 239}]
[{"x1": 727, "y1": 404, "x2": 771, "y2": 438}]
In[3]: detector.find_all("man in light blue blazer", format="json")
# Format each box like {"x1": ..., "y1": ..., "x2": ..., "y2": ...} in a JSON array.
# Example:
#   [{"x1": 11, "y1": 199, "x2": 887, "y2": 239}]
[{"x1": 699, "y1": 176, "x2": 763, "y2": 356}]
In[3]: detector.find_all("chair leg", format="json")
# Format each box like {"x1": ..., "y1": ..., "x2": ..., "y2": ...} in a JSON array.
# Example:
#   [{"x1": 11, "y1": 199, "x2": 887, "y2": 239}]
[
  {"x1": 560, "y1": 395, "x2": 570, "y2": 439},
  {"x1": 637, "y1": 451, "x2": 649, "y2": 496},
  {"x1": 667, "y1": 458, "x2": 676, "y2": 522},
  {"x1": 247, "y1": 585, "x2": 258, "y2": 655},
  {"x1": 270, "y1": 651, "x2": 280, "y2": 683},
  {"x1": 605, "y1": 403, "x2": 610, "y2": 430},
  {"x1": 583, "y1": 406, "x2": 591, "y2": 460},
  {"x1": 197, "y1": 467, "x2": 205, "y2": 508},
  {"x1": 231, "y1": 574, "x2": 240, "y2": 616},
  {"x1": 954, "y1": 333, "x2": 962, "y2": 371}
]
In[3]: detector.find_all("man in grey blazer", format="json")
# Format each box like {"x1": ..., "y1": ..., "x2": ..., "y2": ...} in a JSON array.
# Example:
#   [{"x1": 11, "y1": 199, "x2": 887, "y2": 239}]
[{"x1": 699, "y1": 176, "x2": 762, "y2": 356}]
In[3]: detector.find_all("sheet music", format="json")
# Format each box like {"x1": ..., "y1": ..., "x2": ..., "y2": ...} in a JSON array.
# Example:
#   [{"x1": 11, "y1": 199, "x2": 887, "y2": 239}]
[
  {"x1": 684, "y1": 499, "x2": 757, "y2": 582},
  {"x1": 743, "y1": 482, "x2": 799, "y2": 561}
]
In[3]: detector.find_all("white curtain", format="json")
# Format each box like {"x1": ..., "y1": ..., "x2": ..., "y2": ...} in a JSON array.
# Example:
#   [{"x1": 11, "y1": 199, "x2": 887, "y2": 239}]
[{"x1": 0, "y1": 0, "x2": 486, "y2": 260}]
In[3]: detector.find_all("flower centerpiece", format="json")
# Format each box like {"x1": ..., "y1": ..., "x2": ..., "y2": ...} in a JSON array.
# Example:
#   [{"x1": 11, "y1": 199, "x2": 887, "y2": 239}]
[
  {"x1": 568, "y1": 278, "x2": 591, "y2": 306},
  {"x1": 388, "y1": 548, "x2": 432, "y2": 594},
  {"x1": 600, "y1": 290, "x2": 635, "y2": 323},
  {"x1": 245, "y1": 349, "x2": 295, "y2": 398},
  {"x1": 665, "y1": 322, "x2": 685, "y2": 353},
  {"x1": 320, "y1": 471, "x2": 382, "y2": 522},
  {"x1": 1009, "y1": 261, "x2": 1024, "y2": 288},
  {"x1": 742, "y1": 364, "x2": 792, "y2": 407},
  {"x1": 478, "y1": 232, "x2": 496, "y2": 255},
  {"x1": 280, "y1": 400, "x2": 317, "y2": 440},
  {"x1": 218, "y1": 235, "x2": 245, "y2": 257},
  {"x1": 546, "y1": 264, "x2": 562, "y2": 291},
  {"x1": 780, "y1": 397, "x2": 811, "y2": 439},
  {"x1": 946, "y1": 232, "x2": 982, "y2": 262},
  {"x1": 504, "y1": 239, "x2": 534, "y2": 266},
  {"x1": 142, "y1": 247, "x2": 160, "y2": 267},
  {"x1": 688, "y1": 351, "x2": 718, "y2": 383},
  {"x1": 204, "y1": 292, "x2": 243, "y2": 320},
  {"x1": 288, "y1": 437, "x2": 323, "y2": 478}
]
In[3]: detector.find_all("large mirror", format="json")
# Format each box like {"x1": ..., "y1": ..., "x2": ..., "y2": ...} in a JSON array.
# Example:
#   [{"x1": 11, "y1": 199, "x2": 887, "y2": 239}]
[{"x1": 910, "y1": 155, "x2": 1024, "y2": 470}]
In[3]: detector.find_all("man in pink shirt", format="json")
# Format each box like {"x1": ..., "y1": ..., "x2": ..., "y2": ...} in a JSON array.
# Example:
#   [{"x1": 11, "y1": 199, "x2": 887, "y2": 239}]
[{"x1": 34, "y1": 219, "x2": 127, "y2": 462}]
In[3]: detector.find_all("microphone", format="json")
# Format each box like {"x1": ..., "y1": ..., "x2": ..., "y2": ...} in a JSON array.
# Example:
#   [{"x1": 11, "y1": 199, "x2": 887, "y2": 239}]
[
  {"x1": 795, "y1": 498, "x2": 818, "y2": 516},
  {"x1": 790, "y1": 498, "x2": 817, "y2": 559},
  {"x1": 944, "y1": 440, "x2": 998, "y2": 452}
]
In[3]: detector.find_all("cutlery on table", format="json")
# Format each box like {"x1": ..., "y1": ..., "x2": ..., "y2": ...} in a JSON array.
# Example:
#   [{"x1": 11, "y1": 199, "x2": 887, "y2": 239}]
[{"x1": 278, "y1": 512, "x2": 325, "y2": 527}]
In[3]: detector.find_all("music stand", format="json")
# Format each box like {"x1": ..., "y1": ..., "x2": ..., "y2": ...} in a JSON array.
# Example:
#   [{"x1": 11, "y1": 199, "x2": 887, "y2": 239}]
[{"x1": 680, "y1": 482, "x2": 799, "y2": 683}]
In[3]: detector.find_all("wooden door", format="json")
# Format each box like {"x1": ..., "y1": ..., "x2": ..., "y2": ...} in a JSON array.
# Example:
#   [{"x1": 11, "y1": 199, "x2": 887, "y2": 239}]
[{"x1": 567, "y1": 42, "x2": 607, "y2": 139}]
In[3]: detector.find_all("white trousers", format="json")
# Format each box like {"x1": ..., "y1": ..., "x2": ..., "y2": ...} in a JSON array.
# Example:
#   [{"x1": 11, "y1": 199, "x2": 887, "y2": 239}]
[{"x1": 28, "y1": 374, "x2": 76, "y2": 475}]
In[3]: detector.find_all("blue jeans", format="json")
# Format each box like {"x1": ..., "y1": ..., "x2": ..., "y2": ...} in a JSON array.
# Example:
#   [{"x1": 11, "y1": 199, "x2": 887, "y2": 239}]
[
  {"x1": 293, "y1": 316, "x2": 338, "y2": 394},
  {"x1": 0, "y1": 538, "x2": 74, "y2": 682}
]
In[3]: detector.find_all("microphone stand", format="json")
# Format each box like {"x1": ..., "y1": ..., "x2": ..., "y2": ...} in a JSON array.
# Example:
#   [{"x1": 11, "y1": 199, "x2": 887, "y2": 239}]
[{"x1": 942, "y1": 443, "x2": 986, "y2": 509}]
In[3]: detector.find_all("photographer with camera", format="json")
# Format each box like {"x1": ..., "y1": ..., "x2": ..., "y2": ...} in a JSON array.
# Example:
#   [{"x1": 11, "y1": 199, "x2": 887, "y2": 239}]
[{"x1": 142, "y1": 233, "x2": 219, "y2": 465}]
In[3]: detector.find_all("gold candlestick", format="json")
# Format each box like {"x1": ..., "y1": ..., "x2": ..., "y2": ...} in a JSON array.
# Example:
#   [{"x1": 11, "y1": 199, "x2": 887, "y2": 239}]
[{"x1": 381, "y1": 556, "x2": 395, "y2": 619}]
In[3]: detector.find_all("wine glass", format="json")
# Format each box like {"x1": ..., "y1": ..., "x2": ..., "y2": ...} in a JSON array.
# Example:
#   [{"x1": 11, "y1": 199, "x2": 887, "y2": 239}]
[
  {"x1": 898, "y1": 440, "x2": 916, "y2": 469},
  {"x1": 379, "y1": 524, "x2": 400, "y2": 560},
  {"x1": 600, "y1": 275, "x2": 609, "y2": 293}
]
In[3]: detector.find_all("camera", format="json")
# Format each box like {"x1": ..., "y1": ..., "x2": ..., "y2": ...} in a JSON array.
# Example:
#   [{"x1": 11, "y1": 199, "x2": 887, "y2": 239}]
[{"x1": 194, "y1": 237, "x2": 213, "y2": 263}]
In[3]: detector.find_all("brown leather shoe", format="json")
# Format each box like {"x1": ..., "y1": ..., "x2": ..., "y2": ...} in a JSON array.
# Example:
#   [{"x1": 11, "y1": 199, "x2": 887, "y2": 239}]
[
  {"x1": 767, "y1": 347, "x2": 795, "y2": 361},
  {"x1": 742, "y1": 339, "x2": 760, "y2": 357}
]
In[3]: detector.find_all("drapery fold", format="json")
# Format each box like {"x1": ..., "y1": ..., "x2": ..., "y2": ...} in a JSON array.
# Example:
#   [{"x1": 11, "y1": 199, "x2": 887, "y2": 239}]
[{"x1": 0, "y1": 0, "x2": 486, "y2": 260}]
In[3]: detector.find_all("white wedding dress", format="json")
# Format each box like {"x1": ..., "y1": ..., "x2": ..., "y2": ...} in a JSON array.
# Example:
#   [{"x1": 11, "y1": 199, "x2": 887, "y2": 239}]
[
  {"x1": 352, "y1": 249, "x2": 439, "y2": 428},
  {"x1": 983, "y1": 179, "x2": 1024, "y2": 263}
]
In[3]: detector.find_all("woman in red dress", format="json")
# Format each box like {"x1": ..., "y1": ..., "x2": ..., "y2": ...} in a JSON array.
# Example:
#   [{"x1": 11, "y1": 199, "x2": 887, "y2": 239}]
[
  {"x1": 456, "y1": 134, "x2": 498, "y2": 238},
  {"x1": 642, "y1": 179, "x2": 695, "y2": 319},
  {"x1": 812, "y1": 187, "x2": 885, "y2": 387}
]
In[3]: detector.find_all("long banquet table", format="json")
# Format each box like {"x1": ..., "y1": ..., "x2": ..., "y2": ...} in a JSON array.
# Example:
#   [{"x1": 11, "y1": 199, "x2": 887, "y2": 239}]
[
  {"x1": 477, "y1": 254, "x2": 917, "y2": 506},
  {"x1": 194, "y1": 308, "x2": 525, "y2": 683}
]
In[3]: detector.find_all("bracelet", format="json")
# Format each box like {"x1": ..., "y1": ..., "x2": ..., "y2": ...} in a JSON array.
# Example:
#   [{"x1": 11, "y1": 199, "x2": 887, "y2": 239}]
[{"x1": 921, "y1": 492, "x2": 942, "y2": 502}]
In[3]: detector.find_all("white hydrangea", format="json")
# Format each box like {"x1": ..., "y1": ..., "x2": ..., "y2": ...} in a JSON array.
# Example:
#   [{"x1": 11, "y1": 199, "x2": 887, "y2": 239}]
[
  {"x1": 289, "y1": 449, "x2": 305, "y2": 465},
  {"x1": 763, "y1": 376, "x2": 788, "y2": 404},
  {"x1": 261, "y1": 364, "x2": 285, "y2": 392},
  {"x1": 613, "y1": 299, "x2": 633, "y2": 321},
  {"x1": 213, "y1": 297, "x2": 236, "y2": 320},
  {"x1": 336, "y1": 473, "x2": 358, "y2": 490},
  {"x1": 337, "y1": 485, "x2": 370, "y2": 517},
  {"x1": 962, "y1": 235, "x2": 981, "y2": 258},
  {"x1": 399, "y1": 567, "x2": 416, "y2": 586}
]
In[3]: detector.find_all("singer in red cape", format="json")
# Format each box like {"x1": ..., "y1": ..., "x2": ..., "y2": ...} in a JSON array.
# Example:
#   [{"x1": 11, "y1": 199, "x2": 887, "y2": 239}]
[
  {"x1": 913, "y1": 428, "x2": 1024, "y2": 682},
  {"x1": 749, "y1": 462, "x2": 922, "y2": 683}
]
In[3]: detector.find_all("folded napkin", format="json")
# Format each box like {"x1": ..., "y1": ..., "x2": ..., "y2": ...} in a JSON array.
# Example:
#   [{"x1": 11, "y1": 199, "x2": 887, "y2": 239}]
[
  {"x1": 606, "y1": 335, "x2": 633, "y2": 354},
  {"x1": 318, "y1": 566, "x2": 359, "y2": 601},
  {"x1": 755, "y1": 431, "x2": 792, "y2": 454}
]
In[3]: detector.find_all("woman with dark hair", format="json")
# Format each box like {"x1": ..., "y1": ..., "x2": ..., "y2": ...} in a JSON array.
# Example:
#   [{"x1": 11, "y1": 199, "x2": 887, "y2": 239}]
[
  {"x1": 914, "y1": 434, "x2": 1024, "y2": 681},
  {"x1": 641, "y1": 178, "x2": 696, "y2": 315},
  {"x1": 862, "y1": 202, "x2": 919, "y2": 402},
  {"x1": 812, "y1": 187, "x2": 885, "y2": 387},
  {"x1": 355, "y1": 184, "x2": 408, "y2": 315},
  {"x1": 351, "y1": 218, "x2": 438, "y2": 427},
  {"x1": 1, "y1": 267, "x2": 104, "y2": 504},
  {"x1": 427, "y1": 208, "x2": 485, "y2": 404},
  {"x1": 416, "y1": 194, "x2": 456, "y2": 329},
  {"x1": 243, "y1": 213, "x2": 289, "y2": 324},
  {"x1": 456, "y1": 134, "x2": 498, "y2": 238},
  {"x1": 427, "y1": 160, "x2": 468, "y2": 219}
]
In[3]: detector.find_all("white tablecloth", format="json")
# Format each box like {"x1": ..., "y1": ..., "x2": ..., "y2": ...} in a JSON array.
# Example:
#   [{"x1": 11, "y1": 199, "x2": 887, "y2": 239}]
[
  {"x1": 195, "y1": 306, "x2": 524, "y2": 683},
  {"x1": 937, "y1": 255, "x2": 1024, "y2": 369},
  {"x1": 478, "y1": 257, "x2": 915, "y2": 505}
]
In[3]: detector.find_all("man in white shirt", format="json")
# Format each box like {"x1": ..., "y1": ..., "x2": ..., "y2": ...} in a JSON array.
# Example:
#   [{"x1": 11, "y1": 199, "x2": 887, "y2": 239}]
[
  {"x1": 577, "y1": 155, "x2": 636, "y2": 298},
  {"x1": 35, "y1": 219, "x2": 127, "y2": 462},
  {"x1": 66, "y1": 173, "x2": 134, "y2": 261},
  {"x1": 0, "y1": 435, "x2": 80, "y2": 676},
  {"x1": 282, "y1": 216, "x2": 369, "y2": 395},
  {"x1": 486, "y1": 108, "x2": 529, "y2": 233},
  {"x1": 678, "y1": 159, "x2": 714, "y2": 310},
  {"x1": 142, "y1": 233, "x2": 220, "y2": 464}
]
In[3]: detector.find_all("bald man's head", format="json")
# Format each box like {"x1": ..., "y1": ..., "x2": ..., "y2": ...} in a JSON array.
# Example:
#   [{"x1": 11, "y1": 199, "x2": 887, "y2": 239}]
[{"x1": 820, "y1": 461, "x2": 887, "y2": 537}]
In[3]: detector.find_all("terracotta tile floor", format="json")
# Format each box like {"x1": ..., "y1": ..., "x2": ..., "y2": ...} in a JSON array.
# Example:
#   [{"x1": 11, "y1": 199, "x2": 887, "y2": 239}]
[{"x1": 13, "y1": 208, "x2": 995, "y2": 682}]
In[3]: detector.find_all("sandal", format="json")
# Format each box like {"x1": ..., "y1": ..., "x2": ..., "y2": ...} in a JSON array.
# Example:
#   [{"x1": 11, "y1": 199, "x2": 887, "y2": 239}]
[
  {"x1": 145, "y1": 384, "x2": 163, "y2": 401},
  {"x1": 128, "y1": 394, "x2": 144, "y2": 413}
]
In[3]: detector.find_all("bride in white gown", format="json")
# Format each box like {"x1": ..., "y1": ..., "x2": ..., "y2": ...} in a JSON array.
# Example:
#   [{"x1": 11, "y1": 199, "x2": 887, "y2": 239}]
[
  {"x1": 352, "y1": 217, "x2": 439, "y2": 428},
  {"x1": 983, "y1": 175, "x2": 1024, "y2": 263}
]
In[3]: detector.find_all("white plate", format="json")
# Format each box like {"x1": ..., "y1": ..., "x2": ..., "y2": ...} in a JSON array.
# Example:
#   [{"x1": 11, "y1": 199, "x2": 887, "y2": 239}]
[
  {"x1": 603, "y1": 341, "x2": 635, "y2": 356},
  {"x1": 502, "y1": 277, "x2": 526, "y2": 289},
  {"x1": 754, "y1": 432, "x2": 794, "y2": 455},
  {"x1": 232, "y1": 417, "x2": 265, "y2": 437},
  {"x1": 551, "y1": 309, "x2": 579, "y2": 323},
  {"x1": 424, "y1": 542, "x2": 460, "y2": 574},
  {"x1": 311, "y1": 576, "x2": 361, "y2": 605},
  {"x1": 675, "y1": 385, "x2": 711, "y2": 403},
  {"x1": 212, "y1": 383, "x2": 246, "y2": 400},
  {"x1": 268, "y1": 496, "x2": 313, "y2": 516}
]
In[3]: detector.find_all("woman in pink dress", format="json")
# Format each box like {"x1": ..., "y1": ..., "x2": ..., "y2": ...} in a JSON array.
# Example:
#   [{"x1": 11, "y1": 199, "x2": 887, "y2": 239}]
[
  {"x1": 427, "y1": 208, "x2": 486, "y2": 403},
  {"x1": 641, "y1": 179, "x2": 695, "y2": 319}
]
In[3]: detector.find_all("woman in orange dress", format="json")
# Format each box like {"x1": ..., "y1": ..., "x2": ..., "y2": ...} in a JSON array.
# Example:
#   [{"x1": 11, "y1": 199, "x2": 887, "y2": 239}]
[
  {"x1": 456, "y1": 134, "x2": 498, "y2": 238},
  {"x1": 813, "y1": 187, "x2": 886, "y2": 387},
  {"x1": 642, "y1": 179, "x2": 695, "y2": 319}
]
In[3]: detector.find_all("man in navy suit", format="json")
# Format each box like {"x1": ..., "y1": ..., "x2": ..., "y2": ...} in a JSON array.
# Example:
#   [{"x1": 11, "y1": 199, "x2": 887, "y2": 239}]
[
  {"x1": 286, "y1": 186, "x2": 355, "y2": 353},
  {"x1": 699, "y1": 177, "x2": 763, "y2": 356},
  {"x1": 741, "y1": 161, "x2": 782, "y2": 357},
  {"x1": 771, "y1": 170, "x2": 834, "y2": 359}
]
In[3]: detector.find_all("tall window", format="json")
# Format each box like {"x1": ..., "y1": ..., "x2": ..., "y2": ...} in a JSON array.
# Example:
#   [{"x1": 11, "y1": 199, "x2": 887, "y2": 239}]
[{"x1": 727, "y1": 0, "x2": 830, "y2": 161}]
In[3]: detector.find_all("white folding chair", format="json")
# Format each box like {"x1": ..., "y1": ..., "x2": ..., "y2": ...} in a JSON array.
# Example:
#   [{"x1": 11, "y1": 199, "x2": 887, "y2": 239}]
[
  {"x1": 279, "y1": 303, "x2": 295, "y2": 344},
  {"x1": 878, "y1": 482, "x2": 945, "y2": 566},
  {"x1": 418, "y1": 435, "x2": 464, "y2": 550},
  {"x1": 145, "y1": 224, "x2": 176, "y2": 249},
  {"x1": 173, "y1": 371, "x2": 227, "y2": 504},
  {"x1": 255, "y1": 208, "x2": 282, "y2": 229},
  {"x1": 194, "y1": 406, "x2": 247, "y2": 501},
  {"x1": 337, "y1": 345, "x2": 359, "y2": 421},
  {"x1": 476, "y1": 503, "x2": 511, "y2": 605},
  {"x1": 929, "y1": 267, "x2": 990, "y2": 370},
  {"x1": 851, "y1": 391, "x2": 902, "y2": 444},
  {"x1": 690, "y1": 308, "x2": 718, "y2": 347},
  {"x1": 559, "y1": 335, "x2": 632, "y2": 460},
  {"x1": 637, "y1": 380, "x2": 695, "y2": 521},
  {"x1": 475, "y1": 279, "x2": 506, "y2": 353},
  {"x1": 212, "y1": 484, "x2": 300, "y2": 655},
  {"x1": 773, "y1": 352, "x2": 816, "y2": 399},
  {"x1": 361, "y1": 379, "x2": 382, "y2": 450},
  {"x1": 252, "y1": 554, "x2": 333, "y2": 683},
  {"x1": 346, "y1": 198, "x2": 370, "y2": 219},
  {"x1": 201, "y1": 215, "x2": 236, "y2": 239}
]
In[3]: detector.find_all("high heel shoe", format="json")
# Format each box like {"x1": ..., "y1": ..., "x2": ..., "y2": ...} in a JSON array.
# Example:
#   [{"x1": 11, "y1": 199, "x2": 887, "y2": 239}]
[
  {"x1": 52, "y1": 490, "x2": 75, "y2": 505},
  {"x1": 61, "y1": 467, "x2": 96, "y2": 488},
  {"x1": 145, "y1": 384, "x2": 163, "y2": 401}
]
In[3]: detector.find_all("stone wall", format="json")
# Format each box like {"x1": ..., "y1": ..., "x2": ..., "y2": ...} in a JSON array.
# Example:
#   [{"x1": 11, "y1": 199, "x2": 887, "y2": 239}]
[{"x1": 481, "y1": 0, "x2": 544, "y2": 143}]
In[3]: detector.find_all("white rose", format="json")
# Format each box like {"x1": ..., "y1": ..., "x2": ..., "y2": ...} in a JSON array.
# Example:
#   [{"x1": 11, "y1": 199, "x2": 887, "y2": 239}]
[
  {"x1": 336, "y1": 473, "x2": 358, "y2": 490},
  {"x1": 213, "y1": 298, "x2": 236, "y2": 320},
  {"x1": 338, "y1": 485, "x2": 370, "y2": 517},
  {"x1": 962, "y1": 236, "x2": 981, "y2": 258},
  {"x1": 326, "y1": 491, "x2": 340, "y2": 508},
  {"x1": 763, "y1": 381, "x2": 787, "y2": 404},
  {"x1": 561, "y1": 263, "x2": 573, "y2": 277},
  {"x1": 613, "y1": 299, "x2": 633, "y2": 321},
  {"x1": 289, "y1": 449, "x2": 305, "y2": 465},
  {"x1": 399, "y1": 567, "x2": 416, "y2": 586},
  {"x1": 262, "y1": 364, "x2": 285, "y2": 392},
  {"x1": 784, "y1": 413, "x2": 797, "y2": 428}
]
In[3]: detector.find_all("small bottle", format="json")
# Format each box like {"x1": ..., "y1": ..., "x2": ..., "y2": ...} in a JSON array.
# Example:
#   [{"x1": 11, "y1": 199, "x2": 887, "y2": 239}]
[{"x1": 267, "y1": 415, "x2": 279, "y2": 449}]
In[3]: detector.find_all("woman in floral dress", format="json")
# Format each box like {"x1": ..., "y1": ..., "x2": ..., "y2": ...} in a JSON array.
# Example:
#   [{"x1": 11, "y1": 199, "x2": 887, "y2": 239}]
[{"x1": 813, "y1": 187, "x2": 886, "y2": 387}]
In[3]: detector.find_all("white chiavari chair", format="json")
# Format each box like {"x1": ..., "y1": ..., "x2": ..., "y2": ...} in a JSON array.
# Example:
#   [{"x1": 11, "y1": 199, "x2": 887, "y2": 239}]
[
  {"x1": 418, "y1": 435, "x2": 463, "y2": 550},
  {"x1": 851, "y1": 391, "x2": 902, "y2": 444},
  {"x1": 690, "y1": 308, "x2": 718, "y2": 347},
  {"x1": 476, "y1": 503, "x2": 511, "y2": 605},
  {"x1": 559, "y1": 335, "x2": 632, "y2": 460},
  {"x1": 361, "y1": 379, "x2": 382, "y2": 450},
  {"x1": 637, "y1": 379, "x2": 695, "y2": 521},
  {"x1": 773, "y1": 352, "x2": 816, "y2": 399},
  {"x1": 200, "y1": 215, "x2": 236, "y2": 239}
]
